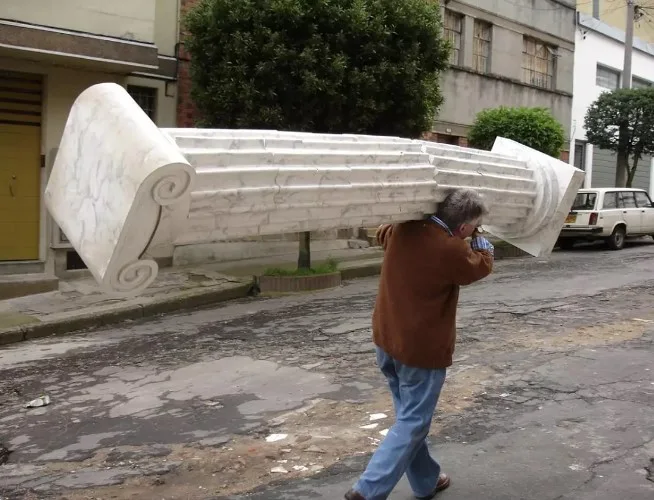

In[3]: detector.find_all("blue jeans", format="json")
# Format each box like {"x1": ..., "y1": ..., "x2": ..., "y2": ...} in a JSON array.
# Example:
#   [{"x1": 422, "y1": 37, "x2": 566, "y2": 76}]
[{"x1": 353, "y1": 347, "x2": 447, "y2": 500}]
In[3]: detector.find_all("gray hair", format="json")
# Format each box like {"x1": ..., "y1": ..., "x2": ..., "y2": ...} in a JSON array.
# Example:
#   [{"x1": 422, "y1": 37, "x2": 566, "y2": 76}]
[{"x1": 435, "y1": 189, "x2": 488, "y2": 229}]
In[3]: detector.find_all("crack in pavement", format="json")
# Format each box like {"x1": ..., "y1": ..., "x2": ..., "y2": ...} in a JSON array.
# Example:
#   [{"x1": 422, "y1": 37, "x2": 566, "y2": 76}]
[{"x1": 2, "y1": 246, "x2": 654, "y2": 499}]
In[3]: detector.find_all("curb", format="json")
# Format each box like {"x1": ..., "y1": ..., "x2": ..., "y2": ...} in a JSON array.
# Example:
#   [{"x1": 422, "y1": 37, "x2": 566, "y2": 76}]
[
  {"x1": 258, "y1": 272, "x2": 342, "y2": 293},
  {"x1": 0, "y1": 281, "x2": 254, "y2": 347},
  {"x1": 340, "y1": 261, "x2": 383, "y2": 280}
]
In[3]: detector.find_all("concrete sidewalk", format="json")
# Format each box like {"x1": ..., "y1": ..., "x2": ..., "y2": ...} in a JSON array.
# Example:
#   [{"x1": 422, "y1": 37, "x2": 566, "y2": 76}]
[{"x1": 0, "y1": 250, "x2": 384, "y2": 347}]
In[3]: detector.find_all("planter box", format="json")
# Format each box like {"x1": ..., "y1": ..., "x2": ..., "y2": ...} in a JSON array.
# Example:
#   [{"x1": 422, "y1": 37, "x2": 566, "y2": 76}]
[{"x1": 258, "y1": 272, "x2": 342, "y2": 293}]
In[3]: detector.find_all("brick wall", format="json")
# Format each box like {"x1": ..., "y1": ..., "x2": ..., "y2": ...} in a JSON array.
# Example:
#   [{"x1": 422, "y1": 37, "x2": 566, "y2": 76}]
[
  {"x1": 559, "y1": 150, "x2": 570, "y2": 163},
  {"x1": 421, "y1": 131, "x2": 467, "y2": 146},
  {"x1": 177, "y1": 0, "x2": 199, "y2": 127}
]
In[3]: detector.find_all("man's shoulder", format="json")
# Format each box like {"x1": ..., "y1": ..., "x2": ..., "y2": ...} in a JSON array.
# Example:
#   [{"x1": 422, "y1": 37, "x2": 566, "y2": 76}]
[{"x1": 392, "y1": 221, "x2": 467, "y2": 253}]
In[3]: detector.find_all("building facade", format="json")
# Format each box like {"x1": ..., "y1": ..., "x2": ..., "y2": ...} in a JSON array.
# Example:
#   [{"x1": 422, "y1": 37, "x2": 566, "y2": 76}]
[
  {"x1": 577, "y1": 0, "x2": 654, "y2": 43},
  {"x1": 570, "y1": 11, "x2": 654, "y2": 192},
  {"x1": 429, "y1": 0, "x2": 575, "y2": 152},
  {"x1": 0, "y1": 0, "x2": 181, "y2": 274},
  {"x1": 0, "y1": 0, "x2": 578, "y2": 278}
]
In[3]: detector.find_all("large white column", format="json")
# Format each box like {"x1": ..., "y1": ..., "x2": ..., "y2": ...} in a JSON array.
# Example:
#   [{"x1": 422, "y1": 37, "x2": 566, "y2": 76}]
[
  {"x1": 45, "y1": 83, "x2": 584, "y2": 295},
  {"x1": 584, "y1": 143, "x2": 594, "y2": 189}
]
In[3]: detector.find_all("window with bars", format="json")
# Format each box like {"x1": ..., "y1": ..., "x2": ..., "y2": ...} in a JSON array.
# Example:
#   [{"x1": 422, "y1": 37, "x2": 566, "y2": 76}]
[
  {"x1": 596, "y1": 65, "x2": 620, "y2": 89},
  {"x1": 444, "y1": 10, "x2": 464, "y2": 66},
  {"x1": 632, "y1": 76, "x2": 652, "y2": 88},
  {"x1": 521, "y1": 36, "x2": 555, "y2": 89},
  {"x1": 473, "y1": 20, "x2": 492, "y2": 73},
  {"x1": 127, "y1": 85, "x2": 158, "y2": 122}
]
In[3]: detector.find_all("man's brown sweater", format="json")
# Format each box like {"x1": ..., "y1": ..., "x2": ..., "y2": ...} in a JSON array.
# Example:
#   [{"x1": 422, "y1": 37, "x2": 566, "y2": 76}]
[{"x1": 372, "y1": 220, "x2": 493, "y2": 369}]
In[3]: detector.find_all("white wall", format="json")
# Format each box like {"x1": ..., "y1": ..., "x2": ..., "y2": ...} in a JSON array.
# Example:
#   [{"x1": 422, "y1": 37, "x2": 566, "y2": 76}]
[
  {"x1": 571, "y1": 20, "x2": 654, "y2": 142},
  {"x1": 570, "y1": 16, "x2": 654, "y2": 191}
]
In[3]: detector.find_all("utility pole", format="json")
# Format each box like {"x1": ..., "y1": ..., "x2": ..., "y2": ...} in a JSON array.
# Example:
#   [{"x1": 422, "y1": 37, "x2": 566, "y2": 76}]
[
  {"x1": 622, "y1": 0, "x2": 635, "y2": 89},
  {"x1": 616, "y1": 1, "x2": 636, "y2": 187}
]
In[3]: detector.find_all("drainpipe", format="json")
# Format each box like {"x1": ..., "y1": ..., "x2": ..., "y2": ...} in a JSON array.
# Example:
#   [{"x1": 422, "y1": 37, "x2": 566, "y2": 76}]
[{"x1": 592, "y1": 0, "x2": 600, "y2": 19}]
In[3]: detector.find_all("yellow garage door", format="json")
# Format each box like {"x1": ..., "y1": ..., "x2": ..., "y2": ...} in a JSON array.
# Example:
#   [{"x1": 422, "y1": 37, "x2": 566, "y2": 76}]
[{"x1": 0, "y1": 71, "x2": 42, "y2": 261}]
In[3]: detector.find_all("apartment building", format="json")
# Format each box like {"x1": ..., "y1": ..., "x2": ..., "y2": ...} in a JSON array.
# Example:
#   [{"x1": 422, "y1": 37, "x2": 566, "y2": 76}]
[
  {"x1": 430, "y1": 0, "x2": 575, "y2": 151},
  {"x1": 0, "y1": 0, "x2": 180, "y2": 276},
  {"x1": 570, "y1": 11, "x2": 654, "y2": 191}
]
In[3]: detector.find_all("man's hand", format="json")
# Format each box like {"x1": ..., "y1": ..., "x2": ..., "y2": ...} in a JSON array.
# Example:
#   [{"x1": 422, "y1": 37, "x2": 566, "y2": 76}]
[{"x1": 376, "y1": 224, "x2": 394, "y2": 250}]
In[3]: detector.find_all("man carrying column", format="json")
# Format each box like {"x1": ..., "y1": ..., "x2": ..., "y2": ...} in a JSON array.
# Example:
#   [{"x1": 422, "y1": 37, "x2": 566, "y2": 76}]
[{"x1": 345, "y1": 189, "x2": 495, "y2": 500}]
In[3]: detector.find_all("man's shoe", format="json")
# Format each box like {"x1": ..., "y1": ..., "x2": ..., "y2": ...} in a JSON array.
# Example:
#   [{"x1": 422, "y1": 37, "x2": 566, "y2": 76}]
[
  {"x1": 344, "y1": 489, "x2": 366, "y2": 500},
  {"x1": 417, "y1": 473, "x2": 451, "y2": 499}
]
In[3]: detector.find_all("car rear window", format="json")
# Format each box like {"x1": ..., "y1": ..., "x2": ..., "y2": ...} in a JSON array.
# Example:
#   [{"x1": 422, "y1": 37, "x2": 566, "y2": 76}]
[
  {"x1": 602, "y1": 192, "x2": 618, "y2": 209},
  {"x1": 571, "y1": 192, "x2": 597, "y2": 211}
]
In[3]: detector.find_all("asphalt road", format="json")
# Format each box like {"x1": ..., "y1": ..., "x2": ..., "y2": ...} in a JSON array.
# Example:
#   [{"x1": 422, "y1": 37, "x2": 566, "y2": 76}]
[{"x1": 1, "y1": 241, "x2": 654, "y2": 499}]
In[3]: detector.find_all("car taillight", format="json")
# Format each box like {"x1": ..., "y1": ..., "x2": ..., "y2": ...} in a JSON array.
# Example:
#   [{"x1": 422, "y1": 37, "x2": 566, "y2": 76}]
[{"x1": 589, "y1": 212, "x2": 598, "y2": 225}]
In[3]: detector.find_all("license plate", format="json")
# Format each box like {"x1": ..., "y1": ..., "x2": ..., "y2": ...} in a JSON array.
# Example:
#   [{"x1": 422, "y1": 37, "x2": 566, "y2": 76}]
[{"x1": 565, "y1": 214, "x2": 577, "y2": 223}]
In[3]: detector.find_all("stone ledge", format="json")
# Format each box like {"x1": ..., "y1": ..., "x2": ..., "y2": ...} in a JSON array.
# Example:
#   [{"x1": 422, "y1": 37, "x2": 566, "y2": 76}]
[{"x1": 0, "y1": 274, "x2": 59, "y2": 300}]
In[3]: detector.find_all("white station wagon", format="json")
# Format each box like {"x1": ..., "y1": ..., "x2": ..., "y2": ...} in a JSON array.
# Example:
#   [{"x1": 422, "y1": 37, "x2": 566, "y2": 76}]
[{"x1": 558, "y1": 188, "x2": 654, "y2": 250}]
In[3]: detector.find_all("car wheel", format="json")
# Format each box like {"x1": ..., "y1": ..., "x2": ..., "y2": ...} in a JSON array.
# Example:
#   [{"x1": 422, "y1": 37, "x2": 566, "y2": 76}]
[
  {"x1": 558, "y1": 238, "x2": 576, "y2": 250},
  {"x1": 607, "y1": 226, "x2": 626, "y2": 250}
]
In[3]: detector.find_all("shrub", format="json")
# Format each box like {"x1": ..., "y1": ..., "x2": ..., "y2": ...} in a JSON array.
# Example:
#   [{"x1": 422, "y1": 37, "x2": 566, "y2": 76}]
[
  {"x1": 468, "y1": 106, "x2": 565, "y2": 158},
  {"x1": 184, "y1": 0, "x2": 450, "y2": 137}
]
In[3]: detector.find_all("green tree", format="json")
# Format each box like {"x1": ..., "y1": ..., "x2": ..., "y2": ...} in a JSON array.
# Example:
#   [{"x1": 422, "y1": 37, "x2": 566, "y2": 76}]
[
  {"x1": 184, "y1": 0, "x2": 450, "y2": 269},
  {"x1": 584, "y1": 88, "x2": 654, "y2": 187},
  {"x1": 467, "y1": 106, "x2": 565, "y2": 158}
]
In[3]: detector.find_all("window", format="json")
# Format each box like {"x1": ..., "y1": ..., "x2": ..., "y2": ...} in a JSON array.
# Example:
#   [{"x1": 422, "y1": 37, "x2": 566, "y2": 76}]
[
  {"x1": 634, "y1": 191, "x2": 653, "y2": 207},
  {"x1": 596, "y1": 65, "x2": 620, "y2": 89},
  {"x1": 522, "y1": 36, "x2": 555, "y2": 89},
  {"x1": 618, "y1": 191, "x2": 637, "y2": 208},
  {"x1": 473, "y1": 20, "x2": 492, "y2": 73},
  {"x1": 602, "y1": 192, "x2": 618, "y2": 209},
  {"x1": 573, "y1": 142, "x2": 585, "y2": 171},
  {"x1": 127, "y1": 85, "x2": 157, "y2": 121},
  {"x1": 571, "y1": 192, "x2": 597, "y2": 211},
  {"x1": 444, "y1": 10, "x2": 464, "y2": 65},
  {"x1": 632, "y1": 77, "x2": 652, "y2": 89}
]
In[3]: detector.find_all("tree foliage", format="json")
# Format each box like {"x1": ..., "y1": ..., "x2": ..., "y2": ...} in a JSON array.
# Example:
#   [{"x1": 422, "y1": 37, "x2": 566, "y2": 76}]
[
  {"x1": 467, "y1": 106, "x2": 565, "y2": 158},
  {"x1": 584, "y1": 88, "x2": 654, "y2": 187},
  {"x1": 184, "y1": 0, "x2": 450, "y2": 137}
]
